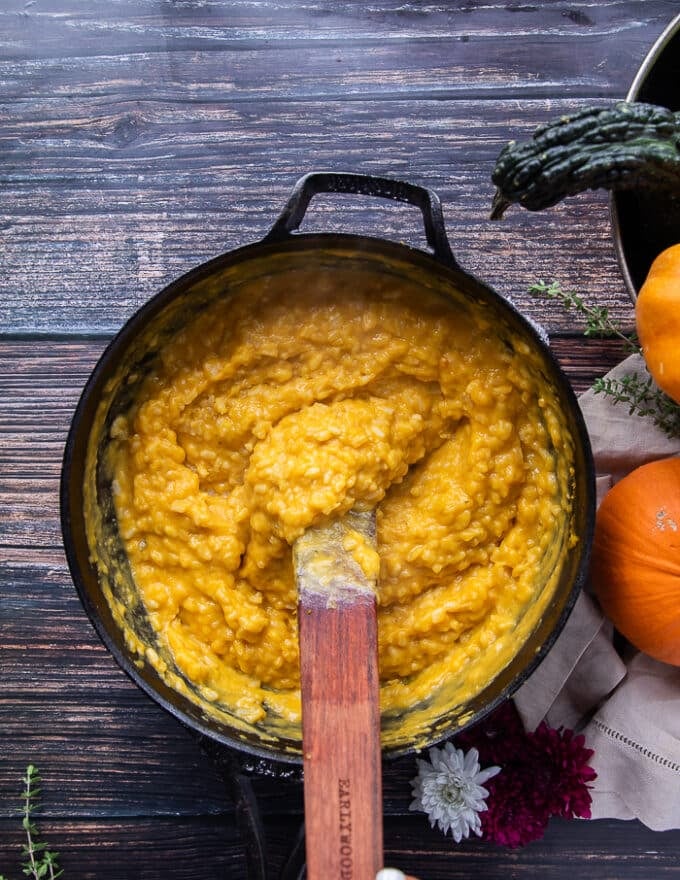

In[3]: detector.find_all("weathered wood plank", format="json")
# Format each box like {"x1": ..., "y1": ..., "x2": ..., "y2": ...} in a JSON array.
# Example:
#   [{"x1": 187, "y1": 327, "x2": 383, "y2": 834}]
[
  {"x1": 0, "y1": 816, "x2": 253, "y2": 880},
  {"x1": 1, "y1": 0, "x2": 674, "y2": 62},
  {"x1": 0, "y1": 24, "x2": 656, "y2": 107},
  {"x1": 1, "y1": 813, "x2": 679, "y2": 880},
  {"x1": 3, "y1": 0, "x2": 670, "y2": 334},
  {"x1": 0, "y1": 108, "x2": 634, "y2": 337},
  {"x1": 382, "y1": 815, "x2": 680, "y2": 879}
]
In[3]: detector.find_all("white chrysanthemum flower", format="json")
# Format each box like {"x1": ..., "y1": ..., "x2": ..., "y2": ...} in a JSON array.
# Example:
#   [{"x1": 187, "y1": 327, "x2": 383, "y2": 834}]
[{"x1": 409, "y1": 743, "x2": 501, "y2": 842}]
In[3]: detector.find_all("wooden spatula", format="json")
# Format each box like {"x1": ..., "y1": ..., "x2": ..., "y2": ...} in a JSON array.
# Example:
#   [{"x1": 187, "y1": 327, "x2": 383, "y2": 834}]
[{"x1": 294, "y1": 508, "x2": 383, "y2": 879}]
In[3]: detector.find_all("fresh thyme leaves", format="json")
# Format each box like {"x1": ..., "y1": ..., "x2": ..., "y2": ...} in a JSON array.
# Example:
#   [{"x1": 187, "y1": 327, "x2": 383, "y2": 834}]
[
  {"x1": 528, "y1": 279, "x2": 680, "y2": 439},
  {"x1": 0, "y1": 765, "x2": 63, "y2": 880},
  {"x1": 593, "y1": 373, "x2": 680, "y2": 438},
  {"x1": 527, "y1": 280, "x2": 639, "y2": 351}
]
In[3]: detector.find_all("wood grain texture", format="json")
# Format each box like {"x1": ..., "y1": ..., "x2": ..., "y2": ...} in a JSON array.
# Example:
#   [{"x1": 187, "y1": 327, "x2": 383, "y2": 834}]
[
  {"x1": 2, "y1": 0, "x2": 674, "y2": 333},
  {"x1": 3, "y1": 1, "x2": 680, "y2": 878},
  {"x1": 296, "y1": 512, "x2": 383, "y2": 877},
  {"x1": 3, "y1": 99, "x2": 635, "y2": 336},
  {"x1": 0, "y1": 816, "x2": 254, "y2": 880},
  {"x1": 2, "y1": 814, "x2": 680, "y2": 880},
  {"x1": 1, "y1": 1, "x2": 675, "y2": 57},
  {"x1": 300, "y1": 597, "x2": 383, "y2": 879}
]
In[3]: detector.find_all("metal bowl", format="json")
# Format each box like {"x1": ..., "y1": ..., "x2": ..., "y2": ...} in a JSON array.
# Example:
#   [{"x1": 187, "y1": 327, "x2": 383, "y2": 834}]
[{"x1": 611, "y1": 13, "x2": 680, "y2": 301}]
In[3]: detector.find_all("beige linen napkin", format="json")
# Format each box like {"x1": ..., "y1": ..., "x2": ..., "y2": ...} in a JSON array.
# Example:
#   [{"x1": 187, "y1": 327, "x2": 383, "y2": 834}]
[{"x1": 514, "y1": 354, "x2": 680, "y2": 831}]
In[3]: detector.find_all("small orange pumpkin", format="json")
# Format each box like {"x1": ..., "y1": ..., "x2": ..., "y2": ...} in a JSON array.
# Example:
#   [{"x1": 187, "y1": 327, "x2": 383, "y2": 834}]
[
  {"x1": 635, "y1": 243, "x2": 680, "y2": 404},
  {"x1": 591, "y1": 457, "x2": 680, "y2": 666}
]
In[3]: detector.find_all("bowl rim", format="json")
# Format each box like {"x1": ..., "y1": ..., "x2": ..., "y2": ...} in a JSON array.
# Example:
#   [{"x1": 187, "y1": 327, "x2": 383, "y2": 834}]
[
  {"x1": 626, "y1": 12, "x2": 680, "y2": 104},
  {"x1": 610, "y1": 12, "x2": 680, "y2": 302}
]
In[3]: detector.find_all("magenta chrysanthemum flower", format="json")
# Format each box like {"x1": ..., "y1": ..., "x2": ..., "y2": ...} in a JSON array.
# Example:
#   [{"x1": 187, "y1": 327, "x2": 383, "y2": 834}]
[
  {"x1": 529, "y1": 721, "x2": 597, "y2": 820},
  {"x1": 451, "y1": 700, "x2": 597, "y2": 848},
  {"x1": 477, "y1": 768, "x2": 551, "y2": 848}
]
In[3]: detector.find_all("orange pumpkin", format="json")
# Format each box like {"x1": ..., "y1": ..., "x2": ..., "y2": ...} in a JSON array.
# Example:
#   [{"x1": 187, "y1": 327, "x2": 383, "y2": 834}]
[
  {"x1": 591, "y1": 457, "x2": 680, "y2": 666},
  {"x1": 635, "y1": 243, "x2": 680, "y2": 405}
]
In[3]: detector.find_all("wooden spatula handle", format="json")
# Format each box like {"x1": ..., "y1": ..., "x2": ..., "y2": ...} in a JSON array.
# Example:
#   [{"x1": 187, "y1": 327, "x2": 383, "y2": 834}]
[{"x1": 299, "y1": 593, "x2": 383, "y2": 879}]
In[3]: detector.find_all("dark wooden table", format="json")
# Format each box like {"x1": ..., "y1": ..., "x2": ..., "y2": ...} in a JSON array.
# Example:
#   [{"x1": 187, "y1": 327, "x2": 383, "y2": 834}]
[{"x1": 3, "y1": 2, "x2": 680, "y2": 877}]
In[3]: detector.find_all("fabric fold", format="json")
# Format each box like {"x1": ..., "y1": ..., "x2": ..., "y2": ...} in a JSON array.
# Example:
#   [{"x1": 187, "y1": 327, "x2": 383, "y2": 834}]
[{"x1": 513, "y1": 354, "x2": 680, "y2": 830}]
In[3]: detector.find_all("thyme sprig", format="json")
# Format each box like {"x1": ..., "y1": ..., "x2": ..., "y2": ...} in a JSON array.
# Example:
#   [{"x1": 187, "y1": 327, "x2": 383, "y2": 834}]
[
  {"x1": 0, "y1": 765, "x2": 63, "y2": 880},
  {"x1": 528, "y1": 279, "x2": 680, "y2": 439},
  {"x1": 593, "y1": 373, "x2": 680, "y2": 438},
  {"x1": 527, "y1": 280, "x2": 639, "y2": 351}
]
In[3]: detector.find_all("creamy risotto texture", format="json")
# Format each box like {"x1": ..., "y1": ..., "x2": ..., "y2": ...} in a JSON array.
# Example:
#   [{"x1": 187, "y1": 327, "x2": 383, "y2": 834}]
[{"x1": 104, "y1": 265, "x2": 573, "y2": 740}]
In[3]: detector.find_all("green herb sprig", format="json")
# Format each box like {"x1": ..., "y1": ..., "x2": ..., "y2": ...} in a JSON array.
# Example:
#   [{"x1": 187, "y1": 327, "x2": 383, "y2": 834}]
[
  {"x1": 592, "y1": 372, "x2": 680, "y2": 437},
  {"x1": 0, "y1": 765, "x2": 63, "y2": 880},
  {"x1": 528, "y1": 280, "x2": 680, "y2": 438},
  {"x1": 528, "y1": 280, "x2": 639, "y2": 351}
]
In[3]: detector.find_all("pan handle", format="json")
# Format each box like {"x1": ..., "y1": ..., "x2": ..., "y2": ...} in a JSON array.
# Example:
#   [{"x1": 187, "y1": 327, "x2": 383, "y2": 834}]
[{"x1": 264, "y1": 171, "x2": 458, "y2": 268}]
